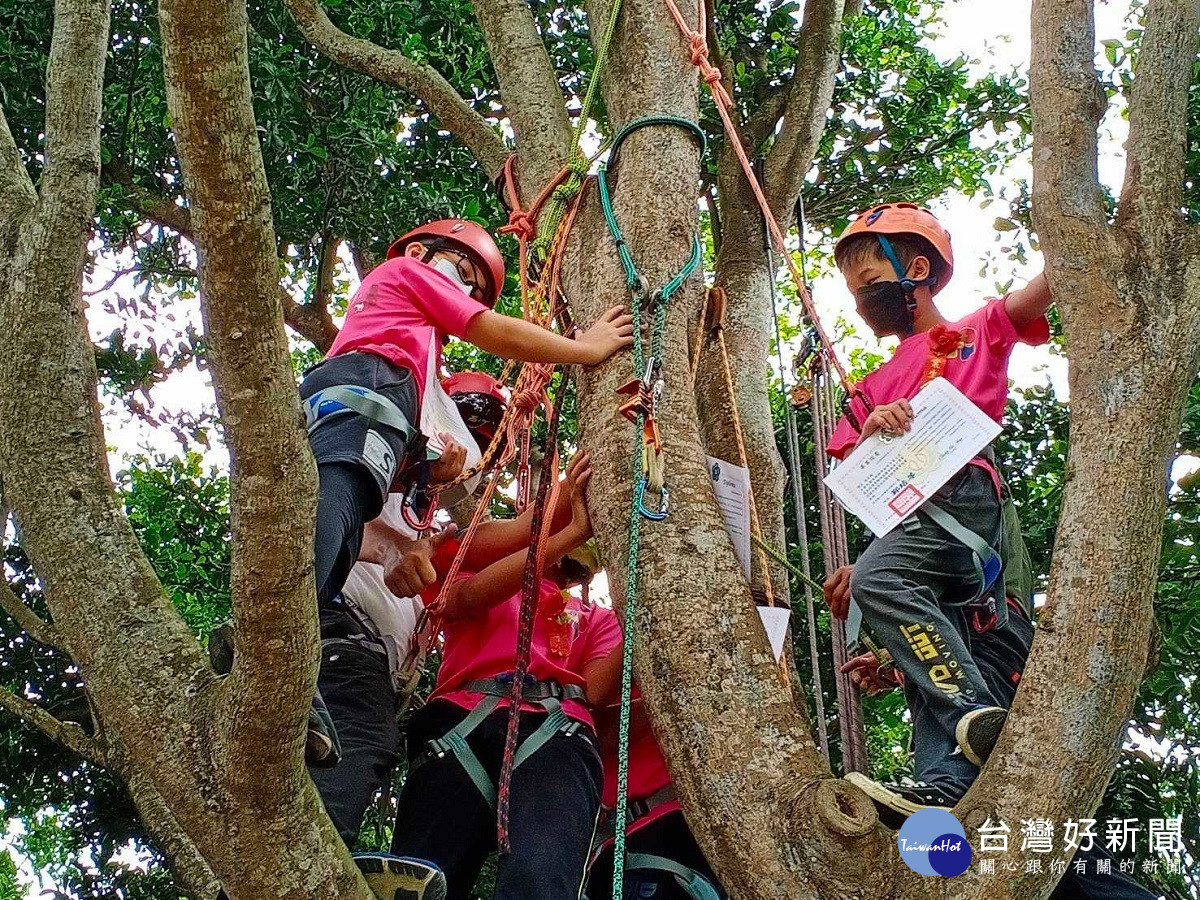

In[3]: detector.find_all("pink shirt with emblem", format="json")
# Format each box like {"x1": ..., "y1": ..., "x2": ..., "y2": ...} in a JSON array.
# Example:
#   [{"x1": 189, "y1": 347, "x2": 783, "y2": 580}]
[
  {"x1": 327, "y1": 256, "x2": 488, "y2": 402},
  {"x1": 423, "y1": 557, "x2": 622, "y2": 730},
  {"x1": 827, "y1": 298, "x2": 1050, "y2": 461}
]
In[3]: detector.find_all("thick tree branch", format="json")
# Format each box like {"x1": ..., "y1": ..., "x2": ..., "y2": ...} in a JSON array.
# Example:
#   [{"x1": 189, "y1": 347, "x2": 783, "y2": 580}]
[
  {"x1": 38, "y1": 0, "x2": 111, "y2": 244},
  {"x1": 1029, "y1": 0, "x2": 1108, "y2": 232},
  {"x1": 763, "y1": 0, "x2": 845, "y2": 222},
  {"x1": 0, "y1": 577, "x2": 61, "y2": 648},
  {"x1": 0, "y1": 685, "x2": 105, "y2": 762},
  {"x1": 0, "y1": 107, "x2": 37, "y2": 241},
  {"x1": 283, "y1": 0, "x2": 507, "y2": 176},
  {"x1": 473, "y1": 0, "x2": 572, "y2": 193},
  {"x1": 124, "y1": 768, "x2": 222, "y2": 900},
  {"x1": 1119, "y1": 0, "x2": 1200, "y2": 228},
  {"x1": 160, "y1": 0, "x2": 320, "y2": 773}
]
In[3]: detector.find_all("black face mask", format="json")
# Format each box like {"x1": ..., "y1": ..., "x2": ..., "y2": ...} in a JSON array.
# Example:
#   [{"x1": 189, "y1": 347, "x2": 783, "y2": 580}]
[{"x1": 855, "y1": 279, "x2": 916, "y2": 337}]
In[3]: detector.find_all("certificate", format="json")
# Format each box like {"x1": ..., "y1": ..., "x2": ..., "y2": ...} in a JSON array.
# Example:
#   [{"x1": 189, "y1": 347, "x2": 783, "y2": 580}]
[
  {"x1": 707, "y1": 455, "x2": 751, "y2": 579},
  {"x1": 822, "y1": 378, "x2": 1001, "y2": 537}
]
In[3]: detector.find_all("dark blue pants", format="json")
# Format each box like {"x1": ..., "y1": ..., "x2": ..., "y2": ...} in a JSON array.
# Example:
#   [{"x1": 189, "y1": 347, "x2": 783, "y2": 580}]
[
  {"x1": 852, "y1": 465, "x2": 1004, "y2": 792},
  {"x1": 392, "y1": 700, "x2": 603, "y2": 900}
]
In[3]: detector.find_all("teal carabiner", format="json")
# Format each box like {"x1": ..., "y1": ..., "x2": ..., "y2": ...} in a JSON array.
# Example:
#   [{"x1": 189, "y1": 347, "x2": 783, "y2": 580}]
[{"x1": 636, "y1": 479, "x2": 670, "y2": 521}]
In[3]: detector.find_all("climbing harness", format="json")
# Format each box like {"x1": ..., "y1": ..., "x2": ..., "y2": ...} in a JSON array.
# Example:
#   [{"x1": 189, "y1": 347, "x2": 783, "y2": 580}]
[{"x1": 408, "y1": 674, "x2": 588, "y2": 810}]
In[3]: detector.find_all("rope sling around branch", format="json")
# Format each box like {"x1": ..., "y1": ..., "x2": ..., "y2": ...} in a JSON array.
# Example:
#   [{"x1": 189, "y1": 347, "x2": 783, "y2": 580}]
[{"x1": 596, "y1": 114, "x2": 706, "y2": 899}]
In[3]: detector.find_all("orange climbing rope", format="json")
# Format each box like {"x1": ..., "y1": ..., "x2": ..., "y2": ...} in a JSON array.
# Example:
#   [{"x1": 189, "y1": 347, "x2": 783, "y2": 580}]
[
  {"x1": 699, "y1": 287, "x2": 777, "y2": 608},
  {"x1": 661, "y1": 0, "x2": 862, "y2": 415}
]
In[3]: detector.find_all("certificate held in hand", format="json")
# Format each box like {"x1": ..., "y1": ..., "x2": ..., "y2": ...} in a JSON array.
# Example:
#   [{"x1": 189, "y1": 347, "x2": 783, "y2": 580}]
[{"x1": 822, "y1": 377, "x2": 1001, "y2": 538}]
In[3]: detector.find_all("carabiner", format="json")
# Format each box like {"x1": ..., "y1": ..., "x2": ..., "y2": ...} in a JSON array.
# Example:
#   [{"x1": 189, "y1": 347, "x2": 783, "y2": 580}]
[
  {"x1": 400, "y1": 483, "x2": 438, "y2": 531},
  {"x1": 636, "y1": 479, "x2": 670, "y2": 521}
]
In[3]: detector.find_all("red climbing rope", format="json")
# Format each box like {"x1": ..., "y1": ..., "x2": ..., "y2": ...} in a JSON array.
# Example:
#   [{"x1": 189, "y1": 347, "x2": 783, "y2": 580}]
[{"x1": 660, "y1": 0, "x2": 859, "y2": 404}]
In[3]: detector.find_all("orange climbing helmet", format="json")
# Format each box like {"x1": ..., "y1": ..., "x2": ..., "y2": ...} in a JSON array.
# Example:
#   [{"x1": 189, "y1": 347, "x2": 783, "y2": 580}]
[
  {"x1": 442, "y1": 371, "x2": 511, "y2": 445},
  {"x1": 386, "y1": 219, "x2": 507, "y2": 308},
  {"x1": 834, "y1": 203, "x2": 954, "y2": 295}
]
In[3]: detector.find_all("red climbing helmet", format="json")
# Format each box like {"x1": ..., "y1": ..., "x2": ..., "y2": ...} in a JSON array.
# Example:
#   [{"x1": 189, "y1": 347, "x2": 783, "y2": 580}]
[
  {"x1": 834, "y1": 203, "x2": 955, "y2": 295},
  {"x1": 442, "y1": 371, "x2": 511, "y2": 445},
  {"x1": 386, "y1": 219, "x2": 507, "y2": 308}
]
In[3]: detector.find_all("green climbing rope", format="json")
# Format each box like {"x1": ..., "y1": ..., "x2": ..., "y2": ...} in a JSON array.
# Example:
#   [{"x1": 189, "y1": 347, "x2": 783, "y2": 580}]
[
  {"x1": 597, "y1": 115, "x2": 706, "y2": 900},
  {"x1": 529, "y1": 0, "x2": 626, "y2": 265}
]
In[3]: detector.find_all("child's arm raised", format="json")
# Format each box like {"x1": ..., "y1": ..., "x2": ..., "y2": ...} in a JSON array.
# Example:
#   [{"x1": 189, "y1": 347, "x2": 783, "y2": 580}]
[
  {"x1": 1005, "y1": 272, "x2": 1053, "y2": 330},
  {"x1": 460, "y1": 452, "x2": 590, "y2": 571},
  {"x1": 465, "y1": 306, "x2": 633, "y2": 366},
  {"x1": 439, "y1": 464, "x2": 593, "y2": 621}
]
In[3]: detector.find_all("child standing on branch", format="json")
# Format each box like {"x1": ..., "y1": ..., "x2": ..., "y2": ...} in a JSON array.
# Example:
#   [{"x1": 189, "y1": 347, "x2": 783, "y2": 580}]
[
  {"x1": 820, "y1": 203, "x2": 1052, "y2": 818},
  {"x1": 300, "y1": 218, "x2": 633, "y2": 611}
]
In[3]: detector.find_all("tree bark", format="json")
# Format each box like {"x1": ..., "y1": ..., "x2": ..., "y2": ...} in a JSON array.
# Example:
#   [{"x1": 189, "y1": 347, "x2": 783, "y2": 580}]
[
  {"x1": 938, "y1": 3, "x2": 1200, "y2": 897},
  {"x1": 549, "y1": 1, "x2": 892, "y2": 896}
]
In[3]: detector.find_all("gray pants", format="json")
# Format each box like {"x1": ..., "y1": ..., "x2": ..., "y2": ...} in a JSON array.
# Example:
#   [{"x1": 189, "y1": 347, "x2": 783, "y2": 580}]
[{"x1": 852, "y1": 465, "x2": 1003, "y2": 791}]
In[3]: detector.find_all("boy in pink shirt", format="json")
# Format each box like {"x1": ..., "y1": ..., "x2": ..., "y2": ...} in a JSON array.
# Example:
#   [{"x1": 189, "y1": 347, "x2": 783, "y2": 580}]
[
  {"x1": 389, "y1": 453, "x2": 621, "y2": 900},
  {"x1": 819, "y1": 203, "x2": 1052, "y2": 821}
]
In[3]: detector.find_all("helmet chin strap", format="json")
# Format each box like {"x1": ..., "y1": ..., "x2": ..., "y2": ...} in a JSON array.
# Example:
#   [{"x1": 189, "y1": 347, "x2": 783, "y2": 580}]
[
  {"x1": 876, "y1": 235, "x2": 937, "y2": 336},
  {"x1": 419, "y1": 237, "x2": 446, "y2": 264}
]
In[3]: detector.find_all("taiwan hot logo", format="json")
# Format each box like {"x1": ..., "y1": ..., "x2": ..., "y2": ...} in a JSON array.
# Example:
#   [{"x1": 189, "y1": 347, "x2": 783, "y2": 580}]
[{"x1": 897, "y1": 808, "x2": 972, "y2": 876}]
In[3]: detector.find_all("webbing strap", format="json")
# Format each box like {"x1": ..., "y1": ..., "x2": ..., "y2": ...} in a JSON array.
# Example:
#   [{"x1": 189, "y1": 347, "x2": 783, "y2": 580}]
[
  {"x1": 303, "y1": 384, "x2": 417, "y2": 441},
  {"x1": 624, "y1": 853, "x2": 722, "y2": 900},
  {"x1": 513, "y1": 698, "x2": 582, "y2": 768},
  {"x1": 414, "y1": 695, "x2": 583, "y2": 811},
  {"x1": 463, "y1": 676, "x2": 586, "y2": 702},
  {"x1": 423, "y1": 694, "x2": 503, "y2": 809},
  {"x1": 920, "y1": 499, "x2": 1003, "y2": 605}
]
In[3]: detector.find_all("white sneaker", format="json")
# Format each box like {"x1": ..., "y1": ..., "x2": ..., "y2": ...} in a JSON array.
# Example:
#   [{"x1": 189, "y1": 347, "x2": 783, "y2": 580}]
[{"x1": 354, "y1": 854, "x2": 447, "y2": 900}]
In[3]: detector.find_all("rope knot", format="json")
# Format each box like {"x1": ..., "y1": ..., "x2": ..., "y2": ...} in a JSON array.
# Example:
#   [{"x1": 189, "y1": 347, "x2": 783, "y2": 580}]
[
  {"x1": 503, "y1": 211, "x2": 536, "y2": 242},
  {"x1": 688, "y1": 33, "x2": 709, "y2": 67}
]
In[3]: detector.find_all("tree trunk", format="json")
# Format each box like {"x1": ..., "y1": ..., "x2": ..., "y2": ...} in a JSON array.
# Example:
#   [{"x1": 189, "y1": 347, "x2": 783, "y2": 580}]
[
  {"x1": 556, "y1": 2, "x2": 893, "y2": 897},
  {"x1": 698, "y1": 175, "x2": 790, "y2": 602}
]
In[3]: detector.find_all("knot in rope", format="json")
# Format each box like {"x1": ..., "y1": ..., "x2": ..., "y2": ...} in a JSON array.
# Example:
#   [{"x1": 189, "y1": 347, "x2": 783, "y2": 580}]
[{"x1": 502, "y1": 211, "x2": 536, "y2": 243}]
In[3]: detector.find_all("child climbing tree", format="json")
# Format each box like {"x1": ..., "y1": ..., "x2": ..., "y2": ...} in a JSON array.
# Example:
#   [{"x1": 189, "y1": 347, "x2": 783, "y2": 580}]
[{"x1": 0, "y1": 0, "x2": 1197, "y2": 899}]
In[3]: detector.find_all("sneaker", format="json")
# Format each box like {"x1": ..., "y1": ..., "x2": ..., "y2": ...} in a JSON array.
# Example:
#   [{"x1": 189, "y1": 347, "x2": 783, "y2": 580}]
[
  {"x1": 845, "y1": 772, "x2": 963, "y2": 829},
  {"x1": 955, "y1": 706, "x2": 1008, "y2": 766},
  {"x1": 306, "y1": 691, "x2": 342, "y2": 768},
  {"x1": 354, "y1": 854, "x2": 447, "y2": 900}
]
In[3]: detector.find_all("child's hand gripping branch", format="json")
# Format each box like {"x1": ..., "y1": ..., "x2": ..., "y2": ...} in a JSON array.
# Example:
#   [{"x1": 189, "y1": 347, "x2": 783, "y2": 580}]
[
  {"x1": 465, "y1": 305, "x2": 635, "y2": 367},
  {"x1": 439, "y1": 453, "x2": 594, "y2": 622}
]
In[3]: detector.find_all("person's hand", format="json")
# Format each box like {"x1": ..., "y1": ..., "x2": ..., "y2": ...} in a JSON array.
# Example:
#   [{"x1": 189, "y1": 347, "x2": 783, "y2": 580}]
[
  {"x1": 565, "y1": 452, "x2": 594, "y2": 539},
  {"x1": 840, "y1": 652, "x2": 902, "y2": 696},
  {"x1": 576, "y1": 306, "x2": 634, "y2": 365},
  {"x1": 383, "y1": 525, "x2": 458, "y2": 597},
  {"x1": 860, "y1": 399, "x2": 914, "y2": 441},
  {"x1": 430, "y1": 434, "x2": 467, "y2": 483},
  {"x1": 823, "y1": 564, "x2": 853, "y2": 621}
]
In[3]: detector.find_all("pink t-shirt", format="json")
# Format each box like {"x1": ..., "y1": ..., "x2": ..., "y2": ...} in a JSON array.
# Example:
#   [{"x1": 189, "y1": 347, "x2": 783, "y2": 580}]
[
  {"x1": 828, "y1": 298, "x2": 1049, "y2": 461},
  {"x1": 327, "y1": 256, "x2": 488, "y2": 401},
  {"x1": 425, "y1": 563, "x2": 622, "y2": 730},
  {"x1": 598, "y1": 686, "x2": 680, "y2": 839}
]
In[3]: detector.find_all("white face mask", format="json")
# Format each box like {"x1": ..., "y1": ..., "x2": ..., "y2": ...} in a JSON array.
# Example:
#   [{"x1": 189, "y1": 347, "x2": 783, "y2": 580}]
[{"x1": 432, "y1": 257, "x2": 474, "y2": 296}]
